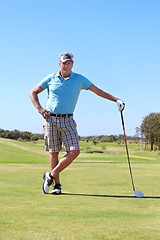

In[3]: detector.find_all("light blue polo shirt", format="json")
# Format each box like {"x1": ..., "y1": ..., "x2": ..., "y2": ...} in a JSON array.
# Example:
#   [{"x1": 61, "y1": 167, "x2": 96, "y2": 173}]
[{"x1": 39, "y1": 71, "x2": 92, "y2": 114}]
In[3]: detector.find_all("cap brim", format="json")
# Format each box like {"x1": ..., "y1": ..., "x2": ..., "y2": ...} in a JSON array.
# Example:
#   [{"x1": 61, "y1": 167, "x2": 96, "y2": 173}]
[{"x1": 61, "y1": 59, "x2": 74, "y2": 63}]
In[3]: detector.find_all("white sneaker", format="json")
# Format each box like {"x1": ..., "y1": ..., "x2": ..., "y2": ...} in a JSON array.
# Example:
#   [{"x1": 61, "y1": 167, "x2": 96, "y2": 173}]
[
  {"x1": 42, "y1": 172, "x2": 54, "y2": 194},
  {"x1": 51, "y1": 184, "x2": 62, "y2": 195}
]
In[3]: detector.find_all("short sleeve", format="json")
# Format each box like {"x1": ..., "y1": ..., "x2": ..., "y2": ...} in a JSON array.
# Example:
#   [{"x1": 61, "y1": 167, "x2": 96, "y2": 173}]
[
  {"x1": 39, "y1": 74, "x2": 52, "y2": 89},
  {"x1": 80, "y1": 75, "x2": 92, "y2": 90}
]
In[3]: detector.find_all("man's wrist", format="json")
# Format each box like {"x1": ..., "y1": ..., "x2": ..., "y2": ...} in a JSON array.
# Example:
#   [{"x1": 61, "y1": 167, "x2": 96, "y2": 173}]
[{"x1": 37, "y1": 106, "x2": 42, "y2": 112}]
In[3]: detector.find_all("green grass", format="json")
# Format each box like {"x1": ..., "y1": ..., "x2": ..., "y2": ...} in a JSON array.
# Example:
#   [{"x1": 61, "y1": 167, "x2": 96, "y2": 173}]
[{"x1": 0, "y1": 138, "x2": 160, "y2": 239}]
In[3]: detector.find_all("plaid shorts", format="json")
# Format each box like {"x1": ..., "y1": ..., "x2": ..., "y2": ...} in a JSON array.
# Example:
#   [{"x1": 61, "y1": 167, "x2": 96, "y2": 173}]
[{"x1": 43, "y1": 116, "x2": 80, "y2": 153}]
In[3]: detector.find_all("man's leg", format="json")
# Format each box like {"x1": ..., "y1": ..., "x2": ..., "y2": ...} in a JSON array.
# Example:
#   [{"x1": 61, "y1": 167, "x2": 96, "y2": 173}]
[
  {"x1": 42, "y1": 116, "x2": 80, "y2": 194},
  {"x1": 51, "y1": 150, "x2": 80, "y2": 179},
  {"x1": 49, "y1": 152, "x2": 60, "y2": 184}
]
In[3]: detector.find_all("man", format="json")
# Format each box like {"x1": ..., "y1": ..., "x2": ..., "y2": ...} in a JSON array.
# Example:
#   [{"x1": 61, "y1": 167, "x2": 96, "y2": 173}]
[{"x1": 29, "y1": 52, "x2": 125, "y2": 194}]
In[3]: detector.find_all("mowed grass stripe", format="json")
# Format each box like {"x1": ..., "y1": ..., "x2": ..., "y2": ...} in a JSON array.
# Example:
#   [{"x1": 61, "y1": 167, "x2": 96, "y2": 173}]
[{"x1": 0, "y1": 138, "x2": 159, "y2": 164}]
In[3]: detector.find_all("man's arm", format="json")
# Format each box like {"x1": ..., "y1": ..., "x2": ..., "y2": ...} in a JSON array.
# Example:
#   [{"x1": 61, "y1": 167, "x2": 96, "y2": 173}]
[
  {"x1": 88, "y1": 84, "x2": 118, "y2": 102},
  {"x1": 29, "y1": 85, "x2": 51, "y2": 118},
  {"x1": 88, "y1": 84, "x2": 125, "y2": 111}
]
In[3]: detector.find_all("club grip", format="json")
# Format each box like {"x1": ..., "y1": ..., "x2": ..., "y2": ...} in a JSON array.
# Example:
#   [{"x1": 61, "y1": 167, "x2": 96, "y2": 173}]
[{"x1": 120, "y1": 110, "x2": 124, "y2": 126}]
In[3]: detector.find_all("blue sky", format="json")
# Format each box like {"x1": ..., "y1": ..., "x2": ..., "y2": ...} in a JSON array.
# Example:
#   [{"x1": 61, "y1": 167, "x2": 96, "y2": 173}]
[{"x1": 0, "y1": 0, "x2": 160, "y2": 136}]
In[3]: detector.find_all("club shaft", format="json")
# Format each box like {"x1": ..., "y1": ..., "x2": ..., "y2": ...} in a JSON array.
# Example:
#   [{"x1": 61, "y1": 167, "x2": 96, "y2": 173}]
[{"x1": 121, "y1": 111, "x2": 135, "y2": 191}]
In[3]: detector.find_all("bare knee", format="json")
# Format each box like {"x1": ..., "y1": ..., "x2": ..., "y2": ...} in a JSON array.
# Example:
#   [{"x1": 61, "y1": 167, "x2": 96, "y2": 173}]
[
  {"x1": 69, "y1": 150, "x2": 80, "y2": 158},
  {"x1": 74, "y1": 150, "x2": 80, "y2": 158}
]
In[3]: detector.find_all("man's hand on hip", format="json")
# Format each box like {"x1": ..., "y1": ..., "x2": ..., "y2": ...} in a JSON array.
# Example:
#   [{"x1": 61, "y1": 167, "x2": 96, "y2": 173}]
[{"x1": 38, "y1": 107, "x2": 51, "y2": 119}]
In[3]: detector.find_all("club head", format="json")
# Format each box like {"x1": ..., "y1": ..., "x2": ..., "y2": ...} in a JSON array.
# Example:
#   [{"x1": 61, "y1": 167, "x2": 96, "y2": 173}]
[{"x1": 134, "y1": 191, "x2": 144, "y2": 198}]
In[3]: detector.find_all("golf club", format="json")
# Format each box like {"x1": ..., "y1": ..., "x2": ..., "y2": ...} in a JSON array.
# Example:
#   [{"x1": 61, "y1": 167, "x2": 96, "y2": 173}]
[{"x1": 120, "y1": 110, "x2": 144, "y2": 198}]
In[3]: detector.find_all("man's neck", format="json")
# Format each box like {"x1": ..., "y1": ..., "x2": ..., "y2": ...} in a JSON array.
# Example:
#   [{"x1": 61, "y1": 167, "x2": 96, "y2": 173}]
[{"x1": 60, "y1": 71, "x2": 71, "y2": 80}]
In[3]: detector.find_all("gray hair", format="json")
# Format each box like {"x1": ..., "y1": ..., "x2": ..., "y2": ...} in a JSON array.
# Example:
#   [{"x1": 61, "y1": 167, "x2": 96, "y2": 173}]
[{"x1": 59, "y1": 52, "x2": 74, "y2": 61}]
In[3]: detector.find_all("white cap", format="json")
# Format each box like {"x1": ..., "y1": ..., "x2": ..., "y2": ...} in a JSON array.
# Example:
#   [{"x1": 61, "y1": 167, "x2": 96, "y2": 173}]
[{"x1": 60, "y1": 55, "x2": 74, "y2": 63}]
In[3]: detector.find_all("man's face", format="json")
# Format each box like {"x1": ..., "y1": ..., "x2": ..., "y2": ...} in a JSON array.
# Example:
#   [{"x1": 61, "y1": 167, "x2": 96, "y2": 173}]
[{"x1": 59, "y1": 60, "x2": 73, "y2": 78}]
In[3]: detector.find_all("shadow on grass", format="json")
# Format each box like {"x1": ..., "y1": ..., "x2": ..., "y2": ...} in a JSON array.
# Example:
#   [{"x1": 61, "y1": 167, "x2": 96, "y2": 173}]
[{"x1": 61, "y1": 193, "x2": 160, "y2": 199}]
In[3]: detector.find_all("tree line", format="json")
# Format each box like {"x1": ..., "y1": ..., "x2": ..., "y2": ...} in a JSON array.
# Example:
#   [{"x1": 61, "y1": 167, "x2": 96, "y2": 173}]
[
  {"x1": 0, "y1": 128, "x2": 135, "y2": 143},
  {"x1": 79, "y1": 134, "x2": 135, "y2": 143},
  {"x1": 0, "y1": 129, "x2": 43, "y2": 142}
]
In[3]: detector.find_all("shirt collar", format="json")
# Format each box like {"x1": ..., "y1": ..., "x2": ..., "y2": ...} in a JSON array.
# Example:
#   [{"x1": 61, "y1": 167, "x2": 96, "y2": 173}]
[
  {"x1": 55, "y1": 71, "x2": 61, "y2": 77},
  {"x1": 55, "y1": 71, "x2": 74, "y2": 78},
  {"x1": 69, "y1": 72, "x2": 74, "y2": 78}
]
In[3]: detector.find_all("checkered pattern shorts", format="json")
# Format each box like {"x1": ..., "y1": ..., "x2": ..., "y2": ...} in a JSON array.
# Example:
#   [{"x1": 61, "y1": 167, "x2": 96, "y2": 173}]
[{"x1": 43, "y1": 116, "x2": 80, "y2": 153}]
